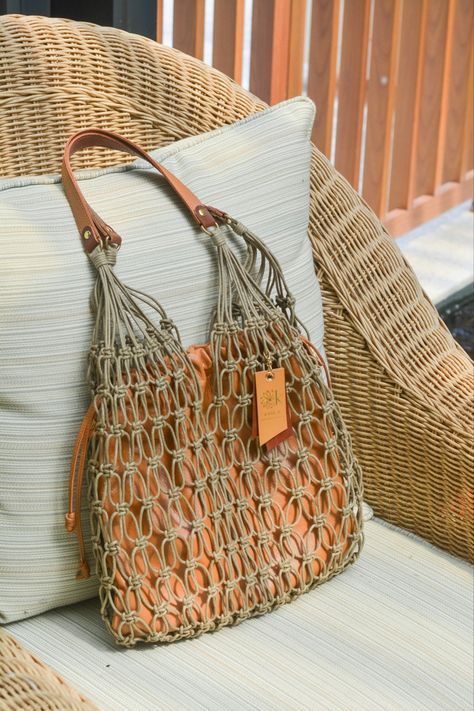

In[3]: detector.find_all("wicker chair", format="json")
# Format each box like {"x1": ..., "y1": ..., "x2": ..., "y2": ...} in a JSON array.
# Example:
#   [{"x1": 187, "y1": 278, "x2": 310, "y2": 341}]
[
  {"x1": 0, "y1": 13, "x2": 472, "y2": 710},
  {"x1": 1, "y1": 13, "x2": 471, "y2": 562}
]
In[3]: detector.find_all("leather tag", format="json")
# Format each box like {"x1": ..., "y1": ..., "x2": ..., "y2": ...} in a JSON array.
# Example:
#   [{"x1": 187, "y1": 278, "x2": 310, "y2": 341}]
[{"x1": 254, "y1": 368, "x2": 289, "y2": 447}]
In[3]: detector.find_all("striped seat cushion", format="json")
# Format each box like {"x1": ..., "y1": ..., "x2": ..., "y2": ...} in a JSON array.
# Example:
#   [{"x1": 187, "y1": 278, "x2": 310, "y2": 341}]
[{"x1": 6, "y1": 517, "x2": 473, "y2": 710}]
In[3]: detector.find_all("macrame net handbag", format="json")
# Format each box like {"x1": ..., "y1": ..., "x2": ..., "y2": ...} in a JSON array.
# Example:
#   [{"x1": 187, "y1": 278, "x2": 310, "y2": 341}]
[{"x1": 62, "y1": 130, "x2": 364, "y2": 647}]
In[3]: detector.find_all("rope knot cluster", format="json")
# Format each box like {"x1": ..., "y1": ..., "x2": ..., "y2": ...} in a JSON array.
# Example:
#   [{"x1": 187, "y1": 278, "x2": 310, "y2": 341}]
[{"x1": 89, "y1": 246, "x2": 117, "y2": 270}]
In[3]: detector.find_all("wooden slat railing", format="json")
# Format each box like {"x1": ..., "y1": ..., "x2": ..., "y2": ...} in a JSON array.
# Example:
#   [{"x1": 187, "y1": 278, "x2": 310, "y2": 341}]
[
  {"x1": 160, "y1": 0, "x2": 474, "y2": 236},
  {"x1": 158, "y1": 0, "x2": 474, "y2": 236},
  {"x1": 4, "y1": 0, "x2": 469, "y2": 236},
  {"x1": 0, "y1": 0, "x2": 468, "y2": 235}
]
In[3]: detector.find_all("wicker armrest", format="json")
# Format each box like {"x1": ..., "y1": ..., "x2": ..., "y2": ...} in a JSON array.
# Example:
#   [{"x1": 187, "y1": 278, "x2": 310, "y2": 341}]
[
  {"x1": 308, "y1": 147, "x2": 473, "y2": 562},
  {"x1": 0, "y1": 629, "x2": 97, "y2": 710}
]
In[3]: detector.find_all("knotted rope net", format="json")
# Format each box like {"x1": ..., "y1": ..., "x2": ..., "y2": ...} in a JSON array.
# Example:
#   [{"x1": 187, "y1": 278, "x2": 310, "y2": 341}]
[{"x1": 72, "y1": 216, "x2": 363, "y2": 646}]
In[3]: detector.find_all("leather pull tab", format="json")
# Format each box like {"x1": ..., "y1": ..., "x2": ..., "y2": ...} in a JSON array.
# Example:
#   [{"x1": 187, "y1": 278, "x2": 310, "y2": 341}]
[
  {"x1": 254, "y1": 368, "x2": 290, "y2": 448},
  {"x1": 64, "y1": 512, "x2": 76, "y2": 532}
]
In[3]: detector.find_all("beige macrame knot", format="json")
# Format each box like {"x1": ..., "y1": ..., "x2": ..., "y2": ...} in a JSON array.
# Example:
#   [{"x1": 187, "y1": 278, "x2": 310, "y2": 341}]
[
  {"x1": 230, "y1": 219, "x2": 246, "y2": 235},
  {"x1": 208, "y1": 227, "x2": 227, "y2": 248},
  {"x1": 89, "y1": 246, "x2": 117, "y2": 270}
]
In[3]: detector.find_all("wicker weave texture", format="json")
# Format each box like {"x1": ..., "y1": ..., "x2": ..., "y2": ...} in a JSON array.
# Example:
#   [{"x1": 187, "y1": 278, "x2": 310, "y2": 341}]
[
  {"x1": 0, "y1": 14, "x2": 472, "y2": 561},
  {"x1": 0, "y1": 630, "x2": 97, "y2": 710}
]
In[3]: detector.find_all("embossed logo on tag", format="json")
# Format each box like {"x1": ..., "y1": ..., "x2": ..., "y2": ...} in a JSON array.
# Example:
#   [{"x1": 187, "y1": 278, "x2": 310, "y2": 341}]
[{"x1": 254, "y1": 367, "x2": 289, "y2": 447}]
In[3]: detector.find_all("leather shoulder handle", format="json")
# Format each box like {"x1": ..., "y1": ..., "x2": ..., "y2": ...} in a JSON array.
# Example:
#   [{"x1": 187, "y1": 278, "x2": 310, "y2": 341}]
[{"x1": 61, "y1": 128, "x2": 218, "y2": 252}]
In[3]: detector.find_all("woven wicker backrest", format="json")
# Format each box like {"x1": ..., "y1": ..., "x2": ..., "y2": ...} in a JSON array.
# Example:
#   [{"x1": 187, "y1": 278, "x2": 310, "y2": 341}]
[{"x1": 0, "y1": 13, "x2": 472, "y2": 561}]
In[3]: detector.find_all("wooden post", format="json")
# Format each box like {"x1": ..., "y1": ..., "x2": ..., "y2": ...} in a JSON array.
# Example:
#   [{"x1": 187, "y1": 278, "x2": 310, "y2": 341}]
[
  {"x1": 307, "y1": 0, "x2": 340, "y2": 157},
  {"x1": 287, "y1": 0, "x2": 307, "y2": 98},
  {"x1": 414, "y1": 0, "x2": 450, "y2": 198},
  {"x1": 362, "y1": 0, "x2": 402, "y2": 217},
  {"x1": 213, "y1": 0, "x2": 245, "y2": 82},
  {"x1": 249, "y1": 0, "x2": 292, "y2": 104},
  {"x1": 440, "y1": 0, "x2": 474, "y2": 184},
  {"x1": 334, "y1": 0, "x2": 371, "y2": 186},
  {"x1": 156, "y1": 0, "x2": 163, "y2": 43},
  {"x1": 389, "y1": 0, "x2": 425, "y2": 211},
  {"x1": 460, "y1": 40, "x2": 474, "y2": 180},
  {"x1": 173, "y1": 0, "x2": 205, "y2": 59}
]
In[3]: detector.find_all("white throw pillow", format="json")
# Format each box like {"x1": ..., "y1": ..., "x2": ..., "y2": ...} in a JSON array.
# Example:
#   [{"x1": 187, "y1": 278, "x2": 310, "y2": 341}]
[{"x1": 0, "y1": 97, "x2": 324, "y2": 623}]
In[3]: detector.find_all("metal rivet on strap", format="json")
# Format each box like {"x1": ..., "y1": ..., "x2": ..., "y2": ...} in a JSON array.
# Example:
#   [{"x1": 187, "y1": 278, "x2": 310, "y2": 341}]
[{"x1": 83, "y1": 227, "x2": 92, "y2": 240}]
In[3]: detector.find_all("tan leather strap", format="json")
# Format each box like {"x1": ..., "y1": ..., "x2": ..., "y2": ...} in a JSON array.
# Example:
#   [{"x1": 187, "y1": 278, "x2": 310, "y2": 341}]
[
  {"x1": 62, "y1": 128, "x2": 219, "y2": 252},
  {"x1": 65, "y1": 401, "x2": 96, "y2": 580}
]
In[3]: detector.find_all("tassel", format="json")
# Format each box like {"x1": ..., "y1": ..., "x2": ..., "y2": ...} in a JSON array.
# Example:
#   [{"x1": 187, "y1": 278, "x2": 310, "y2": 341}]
[
  {"x1": 204, "y1": 216, "x2": 334, "y2": 453},
  {"x1": 205, "y1": 220, "x2": 303, "y2": 376}
]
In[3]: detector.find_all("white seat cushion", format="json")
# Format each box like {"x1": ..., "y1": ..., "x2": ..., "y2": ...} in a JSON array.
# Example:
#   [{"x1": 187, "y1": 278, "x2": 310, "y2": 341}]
[{"x1": 7, "y1": 518, "x2": 473, "y2": 711}]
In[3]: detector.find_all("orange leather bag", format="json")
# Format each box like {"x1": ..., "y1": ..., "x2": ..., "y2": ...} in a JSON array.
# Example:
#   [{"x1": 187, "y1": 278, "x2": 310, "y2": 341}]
[{"x1": 62, "y1": 129, "x2": 363, "y2": 646}]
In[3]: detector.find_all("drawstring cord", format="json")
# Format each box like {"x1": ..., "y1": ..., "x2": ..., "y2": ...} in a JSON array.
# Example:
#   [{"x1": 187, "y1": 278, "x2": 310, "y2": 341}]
[{"x1": 65, "y1": 401, "x2": 96, "y2": 580}]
